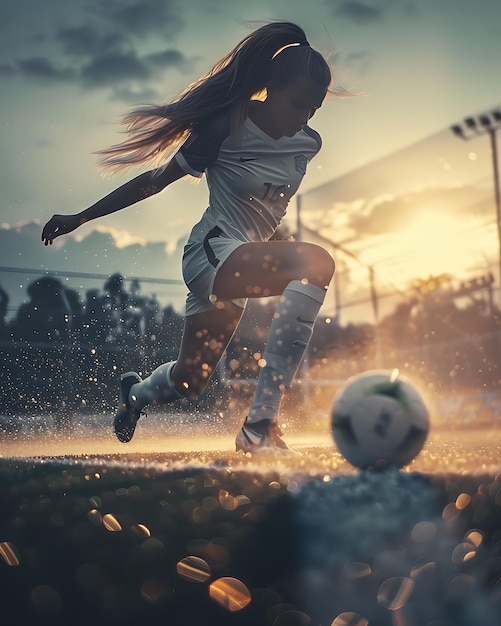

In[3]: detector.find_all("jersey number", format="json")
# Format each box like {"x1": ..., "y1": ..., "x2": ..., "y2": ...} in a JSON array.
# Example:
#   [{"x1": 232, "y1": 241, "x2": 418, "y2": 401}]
[{"x1": 262, "y1": 183, "x2": 289, "y2": 203}]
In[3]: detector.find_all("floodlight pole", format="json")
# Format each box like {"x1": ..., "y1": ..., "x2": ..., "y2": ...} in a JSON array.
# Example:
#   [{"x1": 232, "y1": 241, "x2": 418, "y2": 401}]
[
  {"x1": 451, "y1": 110, "x2": 501, "y2": 295},
  {"x1": 490, "y1": 127, "x2": 501, "y2": 289}
]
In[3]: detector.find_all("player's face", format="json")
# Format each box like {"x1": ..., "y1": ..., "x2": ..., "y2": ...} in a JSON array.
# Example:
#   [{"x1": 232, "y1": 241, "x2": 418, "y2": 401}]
[{"x1": 265, "y1": 76, "x2": 327, "y2": 138}]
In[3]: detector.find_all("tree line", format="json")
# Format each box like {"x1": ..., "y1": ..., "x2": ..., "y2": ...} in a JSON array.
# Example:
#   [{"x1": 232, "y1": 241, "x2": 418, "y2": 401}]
[{"x1": 0, "y1": 271, "x2": 499, "y2": 423}]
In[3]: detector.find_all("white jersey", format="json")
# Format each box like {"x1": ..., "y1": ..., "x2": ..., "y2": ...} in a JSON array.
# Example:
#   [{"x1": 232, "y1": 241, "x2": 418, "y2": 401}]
[{"x1": 174, "y1": 110, "x2": 322, "y2": 244}]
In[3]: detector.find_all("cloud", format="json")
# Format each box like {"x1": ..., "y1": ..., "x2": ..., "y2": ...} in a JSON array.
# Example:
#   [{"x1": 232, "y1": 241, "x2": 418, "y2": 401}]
[
  {"x1": 336, "y1": 1, "x2": 383, "y2": 23},
  {"x1": 81, "y1": 50, "x2": 151, "y2": 86},
  {"x1": 0, "y1": 64, "x2": 16, "y2": 77},
  {"x1": 331, "y1": 0, "x2": 420, "y2": 24},
  {"x1": 81, "y1": 47, "x2": 192, "y2": 90},
  {"x1": 344, "y1": 50, "x2": 373, "y2": 75},
  {"x1": 301, "y1": 184, "x2": 496, "y2": 292},
  {"x1": 110, "y1": 84, "x2": 160, "y2": 103},
  {"x1": 90, "y1": 225, "x2": 147, "y2": 248},
  {"x1": 16, "y1": 57, "x2": 75, "y2": 81},
  {"x1": 0, "y1": 220, "x2": 187, "y2": 319},
  {"x1": 57, "y1": 25, "x2": 125, "y2": 57},
  {"x1": 0, "y1": 0, "x2": 191, "y2": 101},
  {"x1": 91, "y1": 0, "x2": 183, "y2": 38},
  {"x1": 303, "y1": 185, "x2": 493, "y2": 254},
  {"x1": 3, "y1": 39, "x2": 192, "y2": 100},
  {"x1": 146, "y1": 49, "x2": 189, "y2": 69}
]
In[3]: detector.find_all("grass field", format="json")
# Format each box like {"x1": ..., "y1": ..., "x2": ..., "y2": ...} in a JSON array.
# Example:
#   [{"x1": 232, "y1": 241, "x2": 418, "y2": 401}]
[{"x1": 1, "y1": 425, "x2": 501, "y2": 625}]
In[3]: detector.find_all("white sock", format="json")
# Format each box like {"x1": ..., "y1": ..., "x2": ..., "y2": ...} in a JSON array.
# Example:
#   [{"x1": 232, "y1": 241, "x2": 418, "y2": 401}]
[
  {"x1": 248, "y1": 280, "x2": 326, "y2": 424},
  {"x1": 129, "y1": 361, "x2": 184, "y2": 410}
]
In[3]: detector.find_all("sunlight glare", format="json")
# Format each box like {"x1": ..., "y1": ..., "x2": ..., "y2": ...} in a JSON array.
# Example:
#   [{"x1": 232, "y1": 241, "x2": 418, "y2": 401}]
[{"x1": 360, "y1": 210, "x2": 494, "y2": 286}]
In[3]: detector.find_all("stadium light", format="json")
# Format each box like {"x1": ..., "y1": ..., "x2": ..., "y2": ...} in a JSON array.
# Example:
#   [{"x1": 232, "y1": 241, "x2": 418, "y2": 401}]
[{"x1": 450, "y1": 109, "x2": 501, "y2": 295}]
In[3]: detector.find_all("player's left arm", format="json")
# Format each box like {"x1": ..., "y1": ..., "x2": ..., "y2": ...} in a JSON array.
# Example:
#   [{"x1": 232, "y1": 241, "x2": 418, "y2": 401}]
[{"x1": 42, "y1": 159, "x2": 186, "y2": 245}]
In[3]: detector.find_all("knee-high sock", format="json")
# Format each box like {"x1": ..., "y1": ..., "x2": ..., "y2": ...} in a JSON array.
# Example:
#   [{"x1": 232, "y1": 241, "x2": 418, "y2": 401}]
[
  {"x1": 248, "y1": 280, "x2": 326, "y2": 424},
  {"x1": 129, "y1": 361, "x2": 184, "y2": 411}
]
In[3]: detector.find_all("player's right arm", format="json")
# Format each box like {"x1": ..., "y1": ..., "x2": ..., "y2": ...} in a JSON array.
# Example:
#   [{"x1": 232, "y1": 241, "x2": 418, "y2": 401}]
[{"x1": 41, "y1": 159, "x2": 186, "y2": 245}]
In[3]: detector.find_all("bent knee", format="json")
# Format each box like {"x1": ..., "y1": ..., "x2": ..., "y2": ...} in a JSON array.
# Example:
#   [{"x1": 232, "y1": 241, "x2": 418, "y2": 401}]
[
  {"x1": 299, "y1": 244, "x2": 335, "y2": 287},
  {"x1": 317, "y1": 246, "x2": 336, "y2": 278}
]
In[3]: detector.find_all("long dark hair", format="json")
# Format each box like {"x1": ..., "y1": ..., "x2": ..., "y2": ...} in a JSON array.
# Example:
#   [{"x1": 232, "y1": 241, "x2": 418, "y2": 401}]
[{"x1": 97, "y1": 22, "x2": 341, "y2": 172}]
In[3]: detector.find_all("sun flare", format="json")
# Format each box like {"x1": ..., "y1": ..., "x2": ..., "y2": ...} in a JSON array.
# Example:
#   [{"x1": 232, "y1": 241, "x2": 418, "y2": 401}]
[{"x1": 357, "y1": 210, "x2": 494, "y2": 288}]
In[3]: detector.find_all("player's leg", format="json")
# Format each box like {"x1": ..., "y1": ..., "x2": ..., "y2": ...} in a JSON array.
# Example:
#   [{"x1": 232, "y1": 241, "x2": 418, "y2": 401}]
[
  {"x1": 169, "y1": 301, "x2": 245, "y2": 398},
  {"x1": 115, "y1": 239, "x2": 334, "y2": 446},
  {"x1": 212, "y1": 240, "x2": 335, "y2": 452},
  {"x1": 114, "y1": 302, "x2": 244, "y2": 442},
  {"x1": 212, "y1": 240, "x2": 334, "y2": 299}
]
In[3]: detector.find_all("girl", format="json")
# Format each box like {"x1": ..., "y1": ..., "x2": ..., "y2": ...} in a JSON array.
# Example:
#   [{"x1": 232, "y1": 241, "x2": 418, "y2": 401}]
[{"x1": 41, "y1": 21, "x2": 337, "y2": 454}]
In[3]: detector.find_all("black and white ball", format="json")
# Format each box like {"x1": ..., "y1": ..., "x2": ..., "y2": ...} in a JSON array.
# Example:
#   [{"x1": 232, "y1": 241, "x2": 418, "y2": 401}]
[{"x1": 331, "y1": 370, "x2": 430, "y2": 470}]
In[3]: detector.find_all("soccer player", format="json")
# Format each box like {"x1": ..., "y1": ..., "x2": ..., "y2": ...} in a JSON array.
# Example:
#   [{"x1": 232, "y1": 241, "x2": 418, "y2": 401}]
[{"x1": 41, "y1": 22, "x2": 339, "y2": 453}]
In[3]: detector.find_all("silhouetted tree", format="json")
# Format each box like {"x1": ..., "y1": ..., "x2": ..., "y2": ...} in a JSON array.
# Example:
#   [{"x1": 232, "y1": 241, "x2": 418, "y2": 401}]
[
  {"x1": 0, "y1": 284, "x2": 8, "y2": 340},
  {"x1": 80, "y1": 289, "x2": 108, "y2": 344},
  {"x1": 160, "y1": 305, "x2": 184, "y2": 359},
  {"x1": 14, "y1": 277, "x2": 72, "y2": 342}
]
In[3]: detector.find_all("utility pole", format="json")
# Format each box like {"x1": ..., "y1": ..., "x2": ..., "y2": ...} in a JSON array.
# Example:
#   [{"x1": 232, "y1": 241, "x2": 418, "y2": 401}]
[
  {"x1": 451, "y1": 109, "x2": 501, "y2": 296},
  {"x1": 295, "y1": 209, "x2": 384, "y2": 367}
]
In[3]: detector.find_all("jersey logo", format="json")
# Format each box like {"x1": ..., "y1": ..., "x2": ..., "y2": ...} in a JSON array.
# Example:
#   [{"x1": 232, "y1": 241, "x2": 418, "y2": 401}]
[
  {"x1": 296, "y1": 315, "x2": 314, "y2": 325},
  {"x1": 295, "y1": 154, "x2": 308, "y2": 175},
  {"x1": 239, "y1": 156, "x2": 258, "y2": 162}
]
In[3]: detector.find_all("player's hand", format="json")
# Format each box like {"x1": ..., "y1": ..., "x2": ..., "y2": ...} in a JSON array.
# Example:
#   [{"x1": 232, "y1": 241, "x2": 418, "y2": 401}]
[{"x1": 41, "y1": 214, "x2": 80, "y2": 246}]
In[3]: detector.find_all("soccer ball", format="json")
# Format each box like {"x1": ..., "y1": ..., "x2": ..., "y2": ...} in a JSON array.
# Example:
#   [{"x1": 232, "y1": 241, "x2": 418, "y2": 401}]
[{"x1": 331, "y1": 370, "x2": 430, "y2": 470}]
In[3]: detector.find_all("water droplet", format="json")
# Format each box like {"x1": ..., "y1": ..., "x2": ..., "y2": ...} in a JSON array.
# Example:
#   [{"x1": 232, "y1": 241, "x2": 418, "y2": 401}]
[
  {"x1": 331, "y1": 612, "x2": 368, "y2": 626},
  {"x1": 102, "y1": 513, "x2": 122, "y2": 532},
  {"x1": 464, "y1": 529, "x2": 483, "y2": 547},
  {"x1": 176, "y1": 556, "x2": 211, "y2": 582},
  {"x1": 89, "y1": 496, "x2": 102, "y2": 508},
  {"x1": 451, "y1": 542, "x2": 476, "y2": 564},
  {"x1": 140, "y1": 578, "x2": 174, "y2": 605},
  {"x1": 377, "y1": 577, "x2": 415, "y2": 610},
  {"x1": 131, "y1": 523, "x2": 150, "y2": 538},
  {"x1": 141, "y1": 538, "x2": 165, "y2": 557},
  {"x1": 410, "y1": 561, "x2": 437, "y2": 578},
  {"x1": 456, "y1": 493, "x2": 471, "y2": 510},
  {"x1": 209, "y1": 577, "x2": 251, "y2": 612},
  {"x1": 342, "y1": 562, "x2": 371, "y2": 581},
  {"x1": 31, "y1": 585, "x2": 63, "y2": 614},
  {"x1": 192, "y1": 506, "x2": 211, "y2": 524},
  {"x1": 87, "y1": 509, "x2": 102, "y2": 526},
  {"x1": 273, "y1": 609, "x2": 311, "y2": 625},
  {"x1": 442, "y1": 502, "x2": 459, "y2": 522},
  {"x1": 235, "y1": 494, "x2": 250, "y2": 507},
  {"x1": 219, "y1": 489, "x2": 236, "y2": 510},
  {"x1": 0, "y1": 541, "x2": 20, "y2": 566},
  {"x1": 411, "y1": 521, "x2": 436, "y2": 542}
]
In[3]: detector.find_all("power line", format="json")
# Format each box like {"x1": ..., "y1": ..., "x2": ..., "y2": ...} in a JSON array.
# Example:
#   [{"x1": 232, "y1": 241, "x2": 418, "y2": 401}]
[{"x1": 0, "y1": 266, "x2": 184, "y2": 286}]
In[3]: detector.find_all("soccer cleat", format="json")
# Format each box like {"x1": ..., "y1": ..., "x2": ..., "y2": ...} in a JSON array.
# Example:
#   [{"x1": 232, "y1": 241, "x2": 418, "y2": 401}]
[
  {"x1": 235, "y1": 418, "x2": 300, "y2": 455},
  {"x1": 114, "y1": 372, "x2": 145, "y2": 443}
]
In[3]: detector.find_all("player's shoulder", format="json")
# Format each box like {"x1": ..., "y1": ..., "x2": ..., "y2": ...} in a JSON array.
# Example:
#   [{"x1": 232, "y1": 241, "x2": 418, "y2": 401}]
[
  {"x1": 176, "y1": 109, "x2": 232, "y2": 175},
  {"x1": 302, "y1": 124, "x2": 322, "y2": 152},
  {"x1": 193, "y1": 109, "x2": 232, "y2": 142}
]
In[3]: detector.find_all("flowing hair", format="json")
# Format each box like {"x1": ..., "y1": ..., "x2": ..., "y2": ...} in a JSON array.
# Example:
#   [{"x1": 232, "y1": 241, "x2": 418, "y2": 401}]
[{"x1": 96, "y1": 21, "x2": 344, "y2": 173}]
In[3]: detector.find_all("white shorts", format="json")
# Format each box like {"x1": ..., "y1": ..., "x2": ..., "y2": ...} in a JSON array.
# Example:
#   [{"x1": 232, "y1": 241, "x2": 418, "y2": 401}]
[{"x1": 182, "y1": 226, "x2": 248, "y2": 316}]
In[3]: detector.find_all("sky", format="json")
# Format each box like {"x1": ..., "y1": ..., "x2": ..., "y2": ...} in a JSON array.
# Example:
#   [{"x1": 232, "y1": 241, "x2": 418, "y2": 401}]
[{"x1": 1, "y1": 0, "x2": 501, "y2": 299}]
